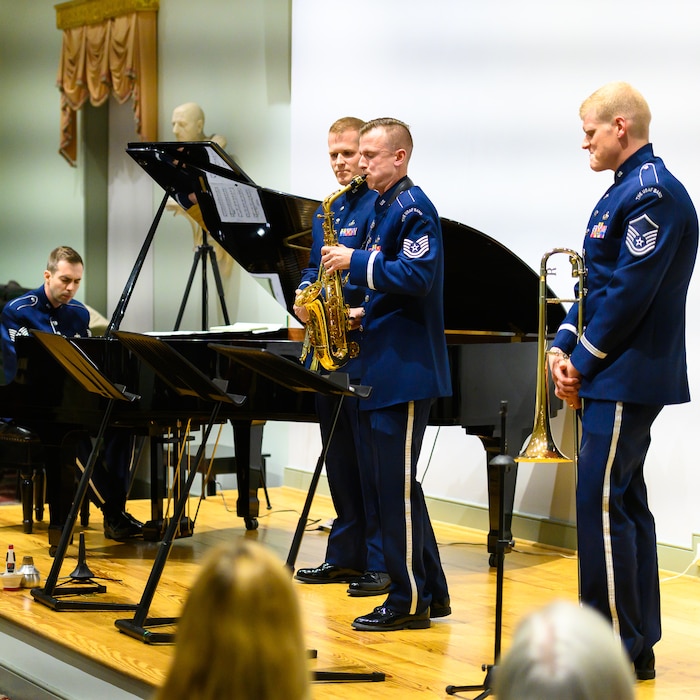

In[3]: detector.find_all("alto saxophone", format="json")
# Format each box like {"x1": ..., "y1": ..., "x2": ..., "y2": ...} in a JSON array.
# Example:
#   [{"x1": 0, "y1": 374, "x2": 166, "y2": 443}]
[{"x1": 297, "y1": 174, "x2": 366, "y2": 371}]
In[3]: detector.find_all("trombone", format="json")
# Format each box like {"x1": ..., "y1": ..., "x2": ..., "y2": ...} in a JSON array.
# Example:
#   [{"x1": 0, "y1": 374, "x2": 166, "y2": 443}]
[{"x1": 516, "y1": 248, "x2": 585, "y2": 463}]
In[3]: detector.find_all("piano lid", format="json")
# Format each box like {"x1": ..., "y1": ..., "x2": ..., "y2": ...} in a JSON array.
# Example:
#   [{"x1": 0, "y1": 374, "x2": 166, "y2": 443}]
[
  {"x1": 126, "y1": 141, "x2": 318, "y2": 315},
  {"x1": 127, "y1": 141, "x2": 565, "y2": 338},
  {"x1": 440, "y1": 218, "x2": 566, "y2": 339}
]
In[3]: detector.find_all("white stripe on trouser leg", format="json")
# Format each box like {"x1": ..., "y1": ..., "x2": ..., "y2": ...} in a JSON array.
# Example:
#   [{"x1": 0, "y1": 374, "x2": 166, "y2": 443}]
[
  {"x1": 602, "y1": 402, "x2": 623, "y2": 637},
  {"x1": 404, "y1": 401, "x2": 418, "y2": 614},
  {"x1": 75, "y1": 456, "x2": 107, "y2": 507}
]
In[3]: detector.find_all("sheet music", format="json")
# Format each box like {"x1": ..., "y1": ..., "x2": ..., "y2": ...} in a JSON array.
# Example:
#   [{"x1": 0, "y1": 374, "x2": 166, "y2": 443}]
[{"x1": 205, "y1": 148, "x2": 267, "y2": 224}]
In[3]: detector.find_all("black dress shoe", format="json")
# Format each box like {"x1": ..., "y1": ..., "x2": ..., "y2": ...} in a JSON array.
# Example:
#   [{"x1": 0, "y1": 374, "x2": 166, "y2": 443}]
[
  {"x1": 352, "y1": 605, "x2": 430, "y2": 631},
  {"x1": 104, "y1": 511, "x2": 143, "y2": 540},
  {"x1": 430, "y1": 596, "x2": 452, "y2": 617},
  {"x1": 634, "y1": 648, "x2": 655, "y2": 681},
  {"x1": 294, "y1": 562, "x2": 362, "y2": 584},
  {"x1": 122, "y1": 511, "x2": 144, "y2": 529},
  {"x1": 347, "y1": 571, "x2": 391, "y2": 597}
]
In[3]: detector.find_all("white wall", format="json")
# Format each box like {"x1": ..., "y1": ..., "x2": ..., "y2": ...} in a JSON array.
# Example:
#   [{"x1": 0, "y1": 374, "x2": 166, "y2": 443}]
[{"x1": 287, "y1": 0, "x2": 700, "y2": 548}]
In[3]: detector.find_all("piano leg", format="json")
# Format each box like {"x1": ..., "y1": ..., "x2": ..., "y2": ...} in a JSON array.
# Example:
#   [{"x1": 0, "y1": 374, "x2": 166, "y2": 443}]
[
  {"x1": 142, "y1": 420, "x2": 266, "y2": 537},
  {"x1": 231, "y1": 420, "x2": 262, "y2": 530},
  {"x1": 143, "y1": 425, "x2": 195, "y2": 541}
]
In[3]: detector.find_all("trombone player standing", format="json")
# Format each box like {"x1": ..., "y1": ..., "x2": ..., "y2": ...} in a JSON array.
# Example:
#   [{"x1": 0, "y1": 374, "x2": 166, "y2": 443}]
[{"x1": 549, "y1": 82, "x2": 698, "y2": 681}]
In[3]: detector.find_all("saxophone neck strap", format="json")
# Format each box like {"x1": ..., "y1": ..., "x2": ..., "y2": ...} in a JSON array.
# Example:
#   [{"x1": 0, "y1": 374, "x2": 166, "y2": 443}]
[{"x1": 378, "y1": 177, "x2": 414, "y2": 210}]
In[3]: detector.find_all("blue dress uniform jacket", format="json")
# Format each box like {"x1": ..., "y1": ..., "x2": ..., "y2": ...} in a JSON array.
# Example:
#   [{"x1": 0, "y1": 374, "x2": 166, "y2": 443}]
[
  {"x1": 553, "y1": 143, "x2": 698, "y2": 404},
  {"x1": 1, "y1": 284, "x2": 91, "y2": 383},
  {"x1": 347, "y1": 176, "x2": 451, "y2": 622},
  {"x1": 348, "y1": 177, "x2": 452, "y2": 410}
]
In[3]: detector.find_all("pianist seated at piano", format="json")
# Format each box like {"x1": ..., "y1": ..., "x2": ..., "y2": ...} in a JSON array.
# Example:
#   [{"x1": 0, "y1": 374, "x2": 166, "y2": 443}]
[{"x1": 0, "y1": 246, "x2": 143, "y2": 541}]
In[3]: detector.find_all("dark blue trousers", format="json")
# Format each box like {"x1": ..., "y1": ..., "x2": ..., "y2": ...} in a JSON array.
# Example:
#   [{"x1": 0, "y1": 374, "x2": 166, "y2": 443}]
[
  {"x1": 317, "y1": 393, "x2": 384, "y2": 572},
  {"x1": 359, "y1": 399, "x2": 449, "y2": 614},
  {"x1": 577, "y1": 399, "x2": 662, "y2": 661}
]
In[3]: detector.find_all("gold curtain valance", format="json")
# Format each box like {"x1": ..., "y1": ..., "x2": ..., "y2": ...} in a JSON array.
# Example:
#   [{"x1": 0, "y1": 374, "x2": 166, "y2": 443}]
[{"x1": 55, "y1": 0, "x2": 158, "y2": 166}]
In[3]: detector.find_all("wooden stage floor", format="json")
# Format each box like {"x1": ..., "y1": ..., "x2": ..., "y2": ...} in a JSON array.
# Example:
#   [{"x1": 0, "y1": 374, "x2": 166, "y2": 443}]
[{"x1": 1, "y1": 486, "x2": 699, "y2": 699}]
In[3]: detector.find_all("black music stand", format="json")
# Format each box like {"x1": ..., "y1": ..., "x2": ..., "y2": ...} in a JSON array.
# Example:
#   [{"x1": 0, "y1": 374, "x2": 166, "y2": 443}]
[
  {"x1": 208, "y1": 345, "x2": 384, "y2": 684},
  {"x1": 120, "y1": 141, "x2": 259, "y2": 334},
  {"x1": 446, "y1": 402, "x2": 517, "y2": 698},
  {"x1": 108, "y1": 331, "x2": 245, "y2": 642},
  {"x1": 27, "y1": 331, "x2": 140, "y2": 612}
]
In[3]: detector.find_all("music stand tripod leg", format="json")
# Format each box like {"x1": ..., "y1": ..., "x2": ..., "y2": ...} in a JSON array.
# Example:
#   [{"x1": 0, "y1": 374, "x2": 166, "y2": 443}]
[
  {"x1": 31, "y1": 401, "x2": 138, "y2": 612},
  {"x1": 285, "y1": 395, "x2": 343, "y2": 572},
  {"x1": 284, "y1": 396, "x2": 386, "y2": 684},
  {"x1": 446, "y1": 400, "x2": 516, "y2": 698},
  {"x1": 115, "y1": 402, "x2": 224, "y2": 643},
  {"x1": 445, "y1": 454, "x2": 516, "y2": 697}
]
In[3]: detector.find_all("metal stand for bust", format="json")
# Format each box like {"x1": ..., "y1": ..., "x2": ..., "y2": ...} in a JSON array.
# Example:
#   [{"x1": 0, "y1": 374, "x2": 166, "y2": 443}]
[
  {"x1": 446, "y1": 402, "x2": 517, "y2": 698},
  {"x1": 174, "y1": 227, "x2": 230, "y2": 331}
]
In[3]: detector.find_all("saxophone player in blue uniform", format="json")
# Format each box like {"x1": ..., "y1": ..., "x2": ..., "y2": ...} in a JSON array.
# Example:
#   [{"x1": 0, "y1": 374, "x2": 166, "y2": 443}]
[
  {"x1": 321, "y1": 118, "x2": 452, "y2": 630},
  {"x1": 550, "y1": 82, "x2": 698, "y2": 679},
  {"x1": 293, "y1": 118, "x2": 388, "y2": 597}
]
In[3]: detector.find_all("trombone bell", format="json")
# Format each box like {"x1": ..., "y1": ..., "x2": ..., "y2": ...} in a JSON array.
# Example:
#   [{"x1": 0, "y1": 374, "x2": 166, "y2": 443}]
[{"x1": 516, "y1": 407, "x2": 572, "y2": 463}]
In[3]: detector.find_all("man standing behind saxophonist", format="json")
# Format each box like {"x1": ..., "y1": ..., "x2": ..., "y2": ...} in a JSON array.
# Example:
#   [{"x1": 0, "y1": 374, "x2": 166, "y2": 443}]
[
  {"x1": 293, "y1": 117, "x2": 388, "y2": 597},
  {"x1": 321, "y1": 118, "x2": 452, "y2": 630}
]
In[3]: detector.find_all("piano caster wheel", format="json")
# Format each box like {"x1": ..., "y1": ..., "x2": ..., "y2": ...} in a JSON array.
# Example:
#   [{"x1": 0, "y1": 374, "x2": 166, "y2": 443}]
[
  {"x1": 489, "y1": 553, "x2": 497, "y2": 568},
  {"x1": 49, "y1": 545, "x2": 57, "y2": 557},
  {"x1": 244, "y1": 517, "x2": 258, "y2": 531}
]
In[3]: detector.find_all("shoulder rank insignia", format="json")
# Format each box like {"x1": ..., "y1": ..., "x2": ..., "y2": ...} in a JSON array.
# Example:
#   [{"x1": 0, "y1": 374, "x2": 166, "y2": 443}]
[
  {"x1": 625, "y1": 213, "x2": 658, "y2": 257},
  {"x1": 403, "y1": 235, "x2": 430, "y2": 259}
]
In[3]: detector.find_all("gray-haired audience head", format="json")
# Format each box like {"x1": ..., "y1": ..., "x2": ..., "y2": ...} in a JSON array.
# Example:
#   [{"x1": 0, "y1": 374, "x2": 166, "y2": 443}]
[{"x1": 495, "y1": 600, "x2": 635, "y2": 700}]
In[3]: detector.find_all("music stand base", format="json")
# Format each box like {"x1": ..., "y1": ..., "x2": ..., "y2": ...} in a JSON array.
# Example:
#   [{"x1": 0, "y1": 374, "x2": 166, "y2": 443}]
[
  {"x1": 314, "y1": 671, "x2": 385, "y2": 683},
  {"x1": 446, "y1": 664, "x2": 495, "y2": 697},
  {"x1": 115, "y1": 616, "x2": 178, "y2": 644},
  {"x1": 31, "y1": 583, "x2": 138, "y2": 612}
]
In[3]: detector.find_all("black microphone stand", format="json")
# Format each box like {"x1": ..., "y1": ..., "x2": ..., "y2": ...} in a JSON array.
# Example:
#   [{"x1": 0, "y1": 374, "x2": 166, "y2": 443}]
[{"x1": 446, "y1": 401, "x2": 517, "y2": 698}]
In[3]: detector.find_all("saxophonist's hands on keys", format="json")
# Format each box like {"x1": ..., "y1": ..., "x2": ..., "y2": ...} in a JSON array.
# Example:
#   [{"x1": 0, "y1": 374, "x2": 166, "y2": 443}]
[{"x1": 321, "y1": 244, "x2": 353, "y2": 272}]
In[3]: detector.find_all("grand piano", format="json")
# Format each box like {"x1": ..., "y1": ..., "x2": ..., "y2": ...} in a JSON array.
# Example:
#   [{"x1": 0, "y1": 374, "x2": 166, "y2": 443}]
[{"x1": 0, "y1": 140, "x2": 566, "y2": 541}]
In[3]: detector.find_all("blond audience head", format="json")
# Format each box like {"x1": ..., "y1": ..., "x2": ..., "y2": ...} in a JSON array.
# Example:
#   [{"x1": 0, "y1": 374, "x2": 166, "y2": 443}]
[{"x1": 154, "y1": 540, "x2": 310, "y2": 700}]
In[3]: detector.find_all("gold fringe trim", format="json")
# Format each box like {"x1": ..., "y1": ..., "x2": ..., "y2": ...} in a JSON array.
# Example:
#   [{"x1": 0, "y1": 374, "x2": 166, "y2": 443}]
[{"x1": 55, "y1": 0, "x2": 159, "y2": 29}]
